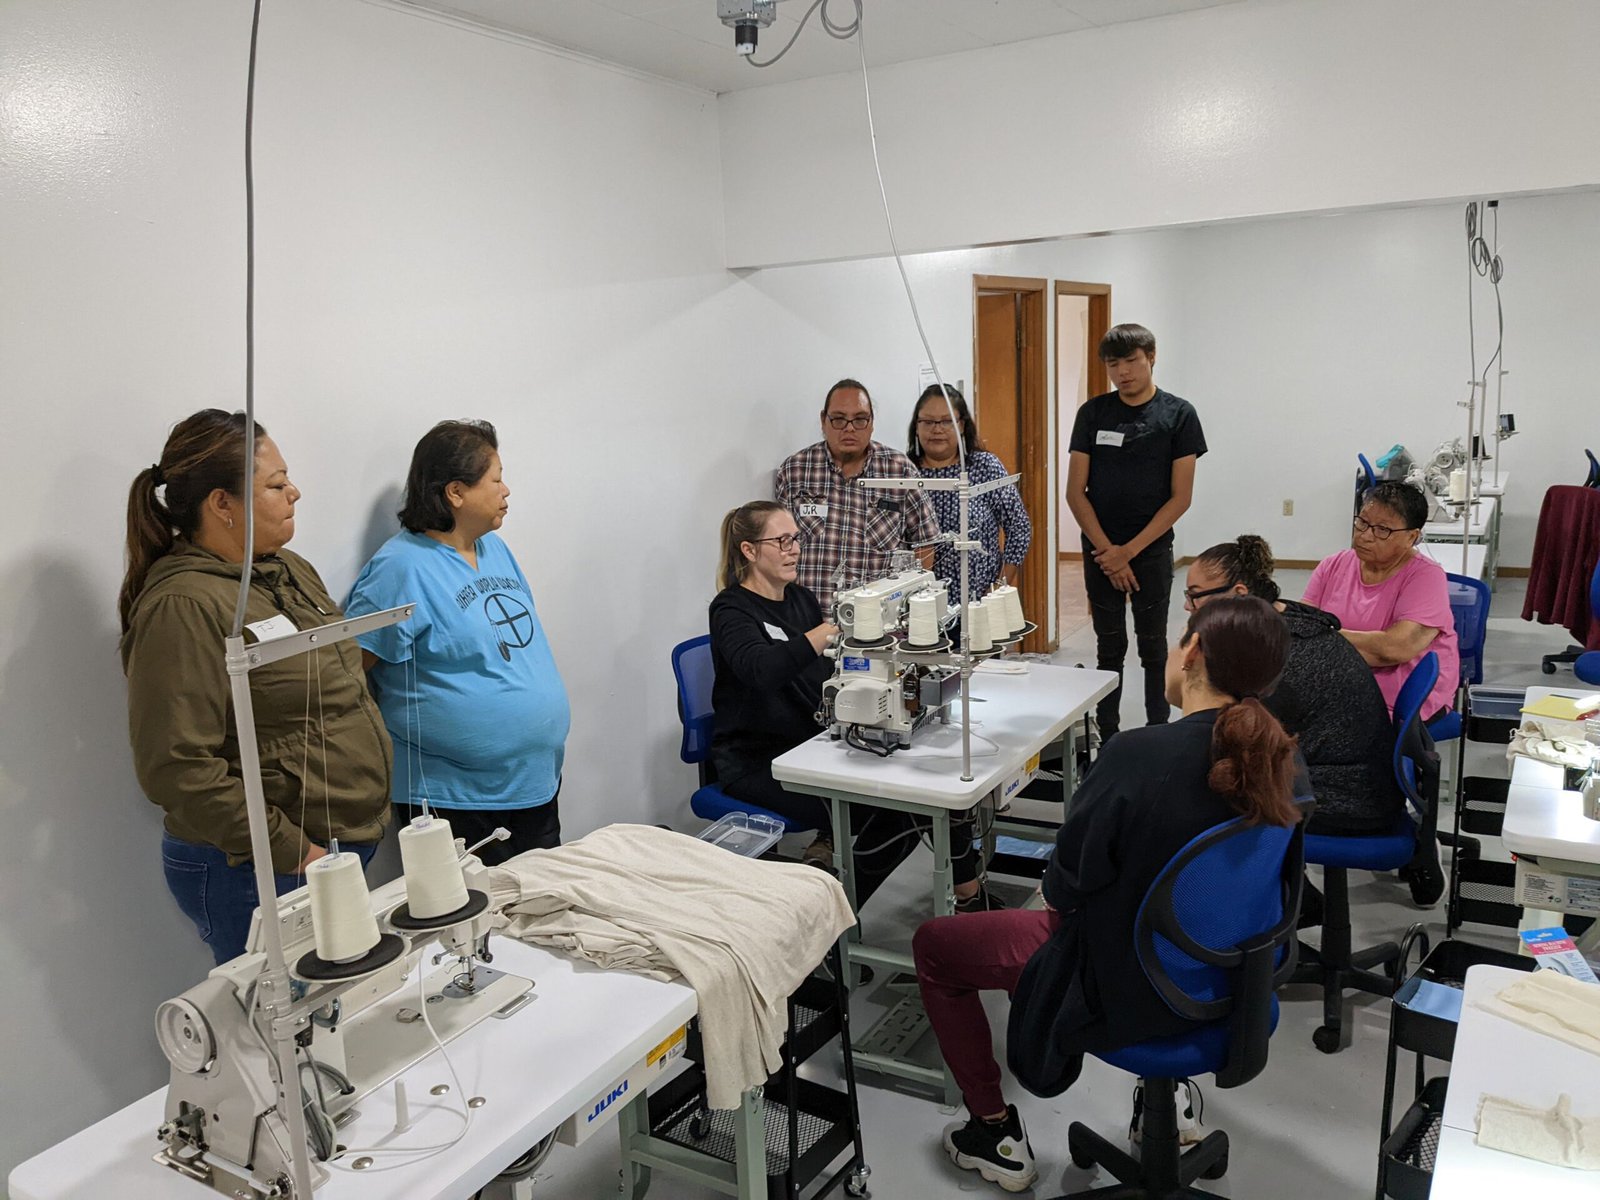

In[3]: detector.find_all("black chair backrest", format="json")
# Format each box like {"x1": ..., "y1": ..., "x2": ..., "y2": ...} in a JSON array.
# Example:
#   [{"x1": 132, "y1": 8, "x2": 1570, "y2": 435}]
[{"x1": 1132, "y1": 800, "x2": 1312, "y2": 1090}]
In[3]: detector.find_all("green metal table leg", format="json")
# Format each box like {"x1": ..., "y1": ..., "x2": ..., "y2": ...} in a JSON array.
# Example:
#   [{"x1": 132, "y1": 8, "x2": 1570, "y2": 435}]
[{"x1": 732, "y1": 1086, "x2": 766, "y2": 1200}]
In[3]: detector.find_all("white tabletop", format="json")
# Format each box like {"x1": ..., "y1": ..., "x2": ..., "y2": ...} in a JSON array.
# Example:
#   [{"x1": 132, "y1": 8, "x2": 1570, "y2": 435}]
[
  {"x1": 1418, "y1": 542, "x2": 1487, "y2": 582},
  {"x1": 1430, "y1": 965, "x2": 1600, "y2": 1195},
  {"x1": 772, "y1": 662, "x2": 1116, "y2": 810},
  {"x1": 8, "y1": 940, "x2": 697, "y2": 1200},
  {"x1": 1502, "y1": 687, "x2": 1600, "y2": 866},
  {"x1": 1423, "y1": 495, "x2": 1497, "y2": 540}
]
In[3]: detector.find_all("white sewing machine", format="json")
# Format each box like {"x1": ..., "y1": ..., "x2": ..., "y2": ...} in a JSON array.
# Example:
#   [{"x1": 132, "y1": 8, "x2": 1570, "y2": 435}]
[
  {"x1": 822, "y1": 567, "x2": 962, "y2": 753},
  {"x1": 152, "y1": 838, "x2": 533, "y2": 1199}
]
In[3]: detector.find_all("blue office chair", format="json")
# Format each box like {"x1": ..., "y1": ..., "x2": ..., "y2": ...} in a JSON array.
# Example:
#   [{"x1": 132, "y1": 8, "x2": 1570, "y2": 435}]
[
  {"x1": 669, "y1": 635, "x2": 817, "y2": 831},
  {"x1": 1585, "y1": 449, "x2": 1599, "y2": 488},
  {"x1": 1293, "y1": 653, "x2": 1442, "y2": 1054},
  {"x1": 1539, "y1": 556, "x2": 1600, "y2": 681},
  {"x1": 1426, "y1": 573, "x2": 1489, "y2": 819},
  {"x1": 1047, "y1": 806, "x2": 1309, "y2": 1198},
  {"x1": 1355, "y1": 454, "x2": 1377, "y2": 517}
]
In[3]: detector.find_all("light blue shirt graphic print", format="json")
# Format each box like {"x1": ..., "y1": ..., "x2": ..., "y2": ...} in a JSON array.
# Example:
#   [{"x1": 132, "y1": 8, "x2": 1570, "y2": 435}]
[{"x1": 347, "y1": 530, "x2": 570, "y2": 811}]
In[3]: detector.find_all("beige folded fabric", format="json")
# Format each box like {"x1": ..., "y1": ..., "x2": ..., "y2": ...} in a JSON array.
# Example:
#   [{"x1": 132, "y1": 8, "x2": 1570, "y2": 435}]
[
  {"x1": 1508, "y1": 722, "x2": 1593, "y2": 770},
  {"x1": 1476, "y1": 1093, "x2": 1600, "y2": 1169},
  {"x1": 1477, "y1": 969, "x2": 1600, "y2": 1058},
  {"x1": 488, "y1": 824, "x2": 856, "y2": 1109}
]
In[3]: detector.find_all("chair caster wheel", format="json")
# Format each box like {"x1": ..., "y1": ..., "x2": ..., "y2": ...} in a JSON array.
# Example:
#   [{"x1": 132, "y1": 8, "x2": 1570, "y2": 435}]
[
  {"x1": 1313, "y1": 1025, "x2": 1342, "y2": 1054},
  {"x1": 1201, "y1": 1146, "x2": 1229, "y2": 1180},
  {"x1": 1542, "y1": 662, "x2": 1557, "y2": 675},
  {"x1": 1068, "y1": 1129, "x2": 1096, "y2": 1170},
  {"x1": 846, "y1": 1164, "x2": 872, "y2": 1197}
]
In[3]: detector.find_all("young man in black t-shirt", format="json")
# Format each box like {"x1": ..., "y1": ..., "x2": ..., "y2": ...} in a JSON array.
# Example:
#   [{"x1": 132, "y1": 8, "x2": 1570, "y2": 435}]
[{"x1": 1066, "y1": 324, "x2": 1206, "y2": 737}]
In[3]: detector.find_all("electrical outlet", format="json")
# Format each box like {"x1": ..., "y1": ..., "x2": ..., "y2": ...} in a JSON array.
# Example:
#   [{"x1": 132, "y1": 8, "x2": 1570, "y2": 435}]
[{"x1": 1282, "y1": 499, "x2": 1294, "y2": 517}]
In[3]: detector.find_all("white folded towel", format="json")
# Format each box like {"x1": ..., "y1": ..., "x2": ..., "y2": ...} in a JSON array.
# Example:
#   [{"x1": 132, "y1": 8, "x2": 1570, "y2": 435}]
[{"x1": 1476, "y1": 1093, "x2": 1600, "y2": 1169}]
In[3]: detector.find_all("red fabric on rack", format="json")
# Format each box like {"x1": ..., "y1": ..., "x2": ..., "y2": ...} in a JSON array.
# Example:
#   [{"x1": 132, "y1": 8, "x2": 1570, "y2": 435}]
[{"x1": 1522, "y1": 485, "x2": 1600, "y2": 650}]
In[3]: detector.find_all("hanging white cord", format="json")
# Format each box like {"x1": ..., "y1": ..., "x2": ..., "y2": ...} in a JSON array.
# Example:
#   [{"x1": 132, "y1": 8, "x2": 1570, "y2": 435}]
[
  {"x1": 229, "y1": 0, "x2": 263, "y2": 638},
  {"x1": 851, "y1": 2, "x2": 965, "y2": 464}
]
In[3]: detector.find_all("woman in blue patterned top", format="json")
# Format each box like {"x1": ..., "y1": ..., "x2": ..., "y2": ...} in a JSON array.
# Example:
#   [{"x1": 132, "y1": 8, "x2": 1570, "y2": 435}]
[{"x1": 907, "y1": 385, "x2": 1032, "y2": 598}]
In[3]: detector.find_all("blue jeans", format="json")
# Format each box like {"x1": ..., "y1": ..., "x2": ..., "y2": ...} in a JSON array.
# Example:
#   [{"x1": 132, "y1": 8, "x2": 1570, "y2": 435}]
[{"x1": 161, "y1": 833, "x2": 380, "y2": 966}]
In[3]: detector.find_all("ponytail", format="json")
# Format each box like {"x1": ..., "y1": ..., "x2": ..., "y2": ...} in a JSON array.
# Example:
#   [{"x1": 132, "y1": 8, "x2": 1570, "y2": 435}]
[
  {"x1": 717, "y1": 500, "x2": 787, "y2": 592},
  {"x1": 119, "y1": 467, "x2": 177, "y2": 633},
  {"x1": 1208, "y1": 697, "x2": 1301, "y2": 827},
  {"x1": 1181, "y1": 595, "x2": 1301, "y2": 828},
  {"x1": 119, "y1": 409, "x2": 265, "y2": 633}
]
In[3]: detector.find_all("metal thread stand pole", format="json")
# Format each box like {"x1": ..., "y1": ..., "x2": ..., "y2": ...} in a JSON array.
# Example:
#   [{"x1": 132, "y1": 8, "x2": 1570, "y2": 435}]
[
  {"x1": 1459, "y1": 381, "x2": 1477, "y2": 577},
  {"x1": 226, "y1": 634, "x2": 316, "y2": 1200},
  {"x1": 957, "y1": 472, "x2": 973, "y2": 783}
]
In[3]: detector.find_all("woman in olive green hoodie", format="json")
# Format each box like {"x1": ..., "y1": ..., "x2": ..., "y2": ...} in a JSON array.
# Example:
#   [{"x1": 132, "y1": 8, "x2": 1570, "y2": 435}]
[{"x1": 120, "y1": 410, "x2": 393, "y2": 964}]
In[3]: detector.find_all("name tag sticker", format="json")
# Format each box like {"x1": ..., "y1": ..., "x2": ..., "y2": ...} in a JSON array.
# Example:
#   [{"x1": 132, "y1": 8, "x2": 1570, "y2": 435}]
[
  {"x1": 763, "y1": 622, "x2": 789, "y2": 642},
  {"x1": 842, "y1": 656, "x2": 870, "y2": 671},
  {"x1": 1096, "y1": 430, "x2": 1126, "y2": 447},
  {"x1": 246, "y1": 614, "x2": 299, "y2": 641},
  {"x1": 798, "y1": 502, "x2": 828, "y2": 519}
]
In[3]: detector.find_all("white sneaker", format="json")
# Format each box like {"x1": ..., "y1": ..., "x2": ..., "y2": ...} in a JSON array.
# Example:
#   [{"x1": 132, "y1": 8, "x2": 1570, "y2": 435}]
[{"x1": 1129, "y1": 1079, "x2": 1206, "y2": 1151}]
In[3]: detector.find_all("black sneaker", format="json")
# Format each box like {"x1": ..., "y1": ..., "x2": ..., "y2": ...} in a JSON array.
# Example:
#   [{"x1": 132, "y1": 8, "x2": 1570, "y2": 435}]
[
  {"x1": 943, "y1": 1105, "x2": 1038, "y2": 1192},
  {"x1": 955, "y1": 885, "x2": 1009, "y2": 915},
  {"x1": 802, "y1": 833, "x2": 835, "y2": 871}
]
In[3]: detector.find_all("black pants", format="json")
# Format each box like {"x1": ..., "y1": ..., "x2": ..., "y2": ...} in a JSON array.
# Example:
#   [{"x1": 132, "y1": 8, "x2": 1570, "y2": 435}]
[
  {"x1": 1081, "y1": 541, "x2": 1174, "y2": 735},
  {"x1": 721, "y1": 765, "x2": 978, "y2": 907},
  {"x1": 396, "y1": 788, "x2": 561, "y2": 868}
]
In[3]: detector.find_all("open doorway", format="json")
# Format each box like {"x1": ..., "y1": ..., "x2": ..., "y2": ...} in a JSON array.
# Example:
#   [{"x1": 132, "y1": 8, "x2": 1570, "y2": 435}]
[
  {"x1": 1053, "y1": 280, "x2": 1111, "y2": 645},
  {"x1": 972, "y1": 275, "x2": 1049, "y2": 652}
]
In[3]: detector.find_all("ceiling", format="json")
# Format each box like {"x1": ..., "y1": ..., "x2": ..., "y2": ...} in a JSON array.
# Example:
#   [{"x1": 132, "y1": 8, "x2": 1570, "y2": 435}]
[{"x1": 385, "y1": 0, "x2": 1249, "y2": 94}]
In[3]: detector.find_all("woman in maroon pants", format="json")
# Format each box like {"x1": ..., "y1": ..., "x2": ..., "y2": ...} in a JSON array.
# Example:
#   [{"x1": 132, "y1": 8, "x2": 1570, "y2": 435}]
[{"x1": 913, "y1": 595, "x2": 1303, "y2": 1192}]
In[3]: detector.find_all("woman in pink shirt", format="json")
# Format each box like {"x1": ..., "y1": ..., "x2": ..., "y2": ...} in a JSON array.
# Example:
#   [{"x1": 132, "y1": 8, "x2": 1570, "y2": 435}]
[{"x1": 1304, "y1": 481, "x2": 1459, "y2": 720}]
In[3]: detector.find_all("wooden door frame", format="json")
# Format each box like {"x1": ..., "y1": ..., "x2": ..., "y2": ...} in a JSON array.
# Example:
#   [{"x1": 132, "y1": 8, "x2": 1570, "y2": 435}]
[
  {"x1": 973, "y1": 275, "x2": 1049, "y2": 652},
  {"x1": 1049, "y1": 284, "x2": 1113, "y2": 563}
]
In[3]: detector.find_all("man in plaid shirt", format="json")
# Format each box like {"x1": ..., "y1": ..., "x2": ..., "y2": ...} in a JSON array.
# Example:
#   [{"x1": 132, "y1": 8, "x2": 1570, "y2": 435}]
[{"x1": 776, "y1": 379, "x2": 939, "y2": 612}]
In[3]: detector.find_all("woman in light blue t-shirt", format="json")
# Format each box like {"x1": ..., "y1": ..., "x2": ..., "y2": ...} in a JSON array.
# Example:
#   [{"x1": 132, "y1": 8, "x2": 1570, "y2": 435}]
[{"x1": 347, "y1": 420, "x2": 570, "y2": 865}]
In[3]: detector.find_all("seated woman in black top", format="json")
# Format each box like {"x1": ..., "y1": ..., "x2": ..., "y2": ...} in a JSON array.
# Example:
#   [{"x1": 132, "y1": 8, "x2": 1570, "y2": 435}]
[
  {"x1": 709, "y1": 501, "x2": 988, "y2": 910},
  {"x1": 1184, "y1": 535, "x2": 1403, "y2": 836},
  {"x1": 911, "y1": 596, "x2": 1302, "y2": 1193}
]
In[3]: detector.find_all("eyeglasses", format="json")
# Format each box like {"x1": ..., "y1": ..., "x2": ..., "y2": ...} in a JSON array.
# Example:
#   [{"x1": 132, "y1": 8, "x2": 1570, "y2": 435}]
[
  {"x1": 916, "y1": 418, "x2": 956, "y2": 430},
  {"x1": 1353, "y1": 515, "x2": 1416, "y2": 541},
  {"x1": 751, "y1": 533, "x2": 804, "y2": 552},
  {"x1": 826, "y1": 415, "x2": 872, "y2": 431},
  {"x1": 1182, "y1": 583, "x2": 1234, "y2": 609}
]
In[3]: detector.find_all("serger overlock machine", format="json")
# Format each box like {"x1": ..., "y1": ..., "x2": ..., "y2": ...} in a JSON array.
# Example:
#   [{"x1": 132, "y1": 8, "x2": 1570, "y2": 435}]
[
  {"x1": 150, "y1": 603, "x2": 536, "y2": 1200},
  {"x1": 817, "y1": 431, "x2": 1035, "y2": 780}
]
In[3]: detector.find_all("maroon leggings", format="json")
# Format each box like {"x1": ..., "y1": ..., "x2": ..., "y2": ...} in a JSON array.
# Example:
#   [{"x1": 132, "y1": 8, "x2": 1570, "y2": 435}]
[{"x1": 912, "y1": 907, "x2": 1063, "y2": 1116}]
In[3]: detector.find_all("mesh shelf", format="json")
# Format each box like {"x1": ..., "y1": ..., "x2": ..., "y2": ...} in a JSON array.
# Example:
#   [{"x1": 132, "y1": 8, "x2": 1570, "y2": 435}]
[
  {"x1": 1380, "y1": 1076, "x2": 1448, "y2": 1200},
  {"x1": 647, "y1": 1067, "x2": 858, "y2": 1198}
]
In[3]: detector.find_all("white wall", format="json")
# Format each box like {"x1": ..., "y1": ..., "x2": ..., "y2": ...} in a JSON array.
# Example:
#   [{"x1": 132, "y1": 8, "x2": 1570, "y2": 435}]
[
  {"x1": 739, "y1": 191, "x2": 1597, "y2": 582},
  {"x1": 719, "y1": 0, "x2": 1600, "y2": 268},
  {"x1": 1168, "y1": 192, "x2": 1599, "y2": 568},
  {"x1": 0, "y1": 0, "x2": 786, "y2": 1178}
]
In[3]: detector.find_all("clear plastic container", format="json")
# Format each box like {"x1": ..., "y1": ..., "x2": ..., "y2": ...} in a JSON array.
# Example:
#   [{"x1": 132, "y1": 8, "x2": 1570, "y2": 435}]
[{"x1": 697, "y1": 812, "x2": 785, "y2": 858}]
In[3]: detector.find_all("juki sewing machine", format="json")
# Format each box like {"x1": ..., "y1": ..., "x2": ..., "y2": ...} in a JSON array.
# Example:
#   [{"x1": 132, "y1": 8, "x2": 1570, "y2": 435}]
[
  {"x1": 153, "y1": 834, "x2": 532, "y2": 1199},
  {"x1": 820, "y1": 566, "x2": 962, "y2": 753}
]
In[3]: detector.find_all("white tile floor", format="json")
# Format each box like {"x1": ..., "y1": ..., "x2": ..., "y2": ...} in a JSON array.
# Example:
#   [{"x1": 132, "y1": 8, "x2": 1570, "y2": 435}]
[{"x1": 528, "y1": 574, "x2": 1575, "y2": 1199}]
